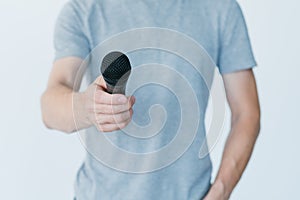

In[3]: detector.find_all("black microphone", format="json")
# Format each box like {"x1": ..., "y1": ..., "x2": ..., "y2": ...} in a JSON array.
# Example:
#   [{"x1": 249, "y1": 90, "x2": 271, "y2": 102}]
[{"x1": 101, "y1": 51, "x2": 131, "y2": 94}]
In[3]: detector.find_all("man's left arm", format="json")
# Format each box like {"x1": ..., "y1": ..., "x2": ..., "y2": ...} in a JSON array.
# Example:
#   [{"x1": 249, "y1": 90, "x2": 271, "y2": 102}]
[{"x1": 204, "y1": 69, "x2": 261, "y2": 200}]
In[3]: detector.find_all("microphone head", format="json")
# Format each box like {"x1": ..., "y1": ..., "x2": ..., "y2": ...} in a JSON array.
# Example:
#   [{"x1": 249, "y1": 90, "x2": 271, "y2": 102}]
[{"x1": 101, "y1": 51, "x2": 131, "y2": 86}]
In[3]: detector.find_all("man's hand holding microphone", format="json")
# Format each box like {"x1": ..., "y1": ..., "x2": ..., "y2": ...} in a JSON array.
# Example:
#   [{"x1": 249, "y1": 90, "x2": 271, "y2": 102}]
[{"x1": 74, "y1": 51, "x2": 134, "y2": 133}]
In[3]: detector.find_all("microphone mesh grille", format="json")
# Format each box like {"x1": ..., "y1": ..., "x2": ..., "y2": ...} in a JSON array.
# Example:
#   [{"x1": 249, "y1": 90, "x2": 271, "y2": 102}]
[{"x1": 101, "y1": 51, "x2": 131, "y2": 86}]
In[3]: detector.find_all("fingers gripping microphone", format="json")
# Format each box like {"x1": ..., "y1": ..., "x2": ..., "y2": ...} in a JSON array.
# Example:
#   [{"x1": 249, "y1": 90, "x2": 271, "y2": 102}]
[{"x1": 101, "y1": 51, "x2": 131, "y2": 94}]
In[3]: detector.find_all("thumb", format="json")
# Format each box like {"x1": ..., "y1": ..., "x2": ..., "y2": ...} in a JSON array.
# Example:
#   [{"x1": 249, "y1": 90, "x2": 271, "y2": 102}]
[{"x1": 94, "y1": 75, "x2": 107, "y2": 90}]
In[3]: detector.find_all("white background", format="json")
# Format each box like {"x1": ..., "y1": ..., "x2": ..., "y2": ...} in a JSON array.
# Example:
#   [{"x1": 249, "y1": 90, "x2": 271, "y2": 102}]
[{"x1": 0, "y1": 0, "x2": 299, "y2": 199}]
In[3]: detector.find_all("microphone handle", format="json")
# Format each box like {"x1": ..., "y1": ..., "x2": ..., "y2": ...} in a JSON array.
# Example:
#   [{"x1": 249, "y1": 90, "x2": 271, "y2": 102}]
[{"x1": 105, "y1": 83, "x2": 126, "y2": 95}]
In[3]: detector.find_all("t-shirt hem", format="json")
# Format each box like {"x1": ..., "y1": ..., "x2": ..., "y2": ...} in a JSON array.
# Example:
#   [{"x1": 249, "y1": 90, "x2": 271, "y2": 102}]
[
  {"x1": 54, "y1": 51, "x2": 89, "y2": 62},
  {"x1": 219, "y1": 61, "x2": 257, "y2": 75}
]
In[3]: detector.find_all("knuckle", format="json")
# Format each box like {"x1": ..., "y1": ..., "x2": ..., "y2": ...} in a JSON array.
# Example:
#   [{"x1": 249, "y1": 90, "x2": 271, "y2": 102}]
[
  {"x1": 126, "y1": 104, "x2": 132, "y2": 111},
  {"x1": 129, "y1": 100, "x2": 134, "y2": 107},
  {"x1": 112, "y1": 105, "x2": 123, "y2": 114},
  {"x1": 96, "y1": 124, "x2": 104, "y2": 132},
  {"x1": 102, "y1": 105, "x2": 111, "y2": 114},
  {"x1": 111, "y1": 105, "x2": 121, "y2": 114},
  {"x1": 129, "y1": 109, "x2": 133, "y2": 116},
  {"x1": 119, "y1": 121, "x2": 128, "y2": 129},
  {"x1": 120, "y1": 112, "x2": 129, "y2": 121},
  {"x1": 112, "y1": 125, "x2": 121, "y2": 131},
  {"x1": 106, "y1": 124, "x2": 119, "y2": 132},
  {"x1": 106, "y1": 117, "x2": 114, "y2": 124},
  {"x1": 96, "y1": 114, "x2": 106, "y2": 124},
  {"x1": 110, "y1": 114, "x2": 120, "y2": 123}
]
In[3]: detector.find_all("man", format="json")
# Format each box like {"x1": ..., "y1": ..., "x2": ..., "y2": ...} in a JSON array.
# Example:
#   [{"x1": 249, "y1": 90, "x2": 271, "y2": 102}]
[{"x1": 41, "y1": 0, "x2": 260, "y2": 199}]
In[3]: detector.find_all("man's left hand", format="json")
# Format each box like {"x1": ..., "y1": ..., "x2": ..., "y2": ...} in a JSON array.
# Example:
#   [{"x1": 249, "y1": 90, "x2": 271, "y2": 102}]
[{"x1": 203, "y1": 181, "x2": 229, "y2": 200}]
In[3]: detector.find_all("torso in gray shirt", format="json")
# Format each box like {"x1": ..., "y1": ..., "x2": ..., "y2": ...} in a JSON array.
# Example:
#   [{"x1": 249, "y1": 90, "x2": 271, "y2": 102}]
[{"x1": 54, "y1": 0, "x2": 256, "y2": 199}]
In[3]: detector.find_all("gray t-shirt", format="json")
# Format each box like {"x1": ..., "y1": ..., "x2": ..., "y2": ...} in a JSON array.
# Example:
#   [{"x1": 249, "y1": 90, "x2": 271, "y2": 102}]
[{"x1": 54, "y1": 0, "x2": 256, "y2": 199}]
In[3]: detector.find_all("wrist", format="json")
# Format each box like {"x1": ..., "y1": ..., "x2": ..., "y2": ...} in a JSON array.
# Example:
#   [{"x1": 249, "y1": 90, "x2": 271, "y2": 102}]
[
  {"x1": 211, "y1": 180, "x2": 230, "y2": 200},
  {"x1": 72, "y1": 92, "x2": 92, "y2": 130}
]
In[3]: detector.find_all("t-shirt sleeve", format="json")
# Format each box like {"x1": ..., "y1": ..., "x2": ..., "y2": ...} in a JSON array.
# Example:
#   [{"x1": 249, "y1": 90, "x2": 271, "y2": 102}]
[
  {"x1": 218, "y1": 0, "x2": 257, "y2": 74},
  {"x1": 53, "y1": 1, "x2": 90, "y2": 61}
]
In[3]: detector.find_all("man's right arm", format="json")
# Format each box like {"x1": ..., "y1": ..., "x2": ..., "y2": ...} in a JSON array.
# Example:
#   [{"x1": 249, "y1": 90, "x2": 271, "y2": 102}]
[{"x1": 41, "y1": 57, "x2": 135, "y2": 134}]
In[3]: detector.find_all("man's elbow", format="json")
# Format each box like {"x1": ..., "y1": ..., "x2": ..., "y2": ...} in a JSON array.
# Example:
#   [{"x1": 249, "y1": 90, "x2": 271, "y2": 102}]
[
  {"x1": 40, "y1": 92, "x2": 74, "y2": 134},
  {"x1": 40, "y1": 92, "x2": 51, "y2": 128},
  {"x1": 232, "y1": 106, "x2": 261, "y2": 133},
  {"x1": 251, "y1": 107, "x2": 261, "y2": 134}
]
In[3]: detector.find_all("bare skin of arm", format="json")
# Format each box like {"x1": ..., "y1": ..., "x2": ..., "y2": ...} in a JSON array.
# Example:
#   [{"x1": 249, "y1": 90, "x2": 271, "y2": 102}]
[
  {"x1": 204, "y1": 69, "x2": 261, "y2": 200},
  {"x1": 41, "y1": 57, "x2": 135, "y2": 134}
]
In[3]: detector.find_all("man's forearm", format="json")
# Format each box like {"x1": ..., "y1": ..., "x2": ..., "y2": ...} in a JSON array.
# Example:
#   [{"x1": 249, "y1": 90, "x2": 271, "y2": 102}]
[
  {"x1": 41, "y1": 85, "x2": 90, "y2": 133},
  {"x1": 213, "y1": 112, "x2": 260, "y2": 198}
]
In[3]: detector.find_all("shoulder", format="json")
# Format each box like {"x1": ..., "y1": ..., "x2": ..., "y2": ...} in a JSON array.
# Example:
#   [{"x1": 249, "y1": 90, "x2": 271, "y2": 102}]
[
  {"x1": 60, "y1": 0, "x2": 97, "y2": 16},
  {"x1": 205, "y1": 0, "x2": 244, "y2": 26},
  {"x1": 57, "y1": 0, "x2": 99, "y2": 26},
  {"x1": 196, "y1": 0, "x2": 240, "y2": 22},
  {"x1": 202, "y1": 0, "x2": 240, "y2": 15},
  {"x1": 210, "y1": 0, "x2": 240, "y2": 13},
  {"x1": 210, "y1": 0, "x2": 239, "y2": 9}
]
